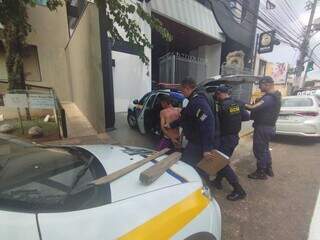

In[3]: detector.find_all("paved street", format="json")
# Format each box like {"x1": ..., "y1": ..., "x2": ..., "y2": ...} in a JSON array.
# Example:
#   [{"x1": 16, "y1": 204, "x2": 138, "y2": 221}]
[
  {"x1": 109, "y1": 113, "x2": 320, "y2": 240},
  {"x1": 108, "y1": 112, "x2": 158, "y2": 149},
  {"x1": 217, "y1": 135, "x2": 320, "y2": 240}
]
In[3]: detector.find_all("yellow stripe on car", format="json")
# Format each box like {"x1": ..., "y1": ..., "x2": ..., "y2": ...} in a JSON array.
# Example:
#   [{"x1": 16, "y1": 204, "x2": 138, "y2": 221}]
[{"x1": 118, "y1": 188, "x2": 210, "y2": 240}]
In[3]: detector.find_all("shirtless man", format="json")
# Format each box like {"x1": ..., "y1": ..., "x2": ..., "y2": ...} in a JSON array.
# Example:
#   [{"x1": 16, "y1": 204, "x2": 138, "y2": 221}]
[{"x1": 156, "y1": 95, "x2": 182, "y2": 151}]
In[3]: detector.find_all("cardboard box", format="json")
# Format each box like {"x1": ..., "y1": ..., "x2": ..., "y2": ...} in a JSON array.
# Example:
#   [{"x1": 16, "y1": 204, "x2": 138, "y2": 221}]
[{"x1": 197, "y1": 150, "x2": 230, "y2": 175}]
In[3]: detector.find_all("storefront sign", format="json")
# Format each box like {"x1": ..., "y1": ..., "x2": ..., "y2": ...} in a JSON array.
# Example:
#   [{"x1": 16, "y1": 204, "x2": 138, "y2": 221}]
[
  {"x1": 3, "y1": 94, "x2": 28, "y2": 108},
  {"x1": 29, "y1": 94, "x2": 55, "y2": 109},
  {"x1": 258, "y1": 31, "x2": 275, "y2": 54},
  {"x1": 296, "y1": 89, "x2": 320, "y2": 96}
]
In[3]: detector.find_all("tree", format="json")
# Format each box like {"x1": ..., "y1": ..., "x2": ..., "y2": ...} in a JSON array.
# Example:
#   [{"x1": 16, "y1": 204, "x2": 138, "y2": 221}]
[{"x1": 0, "y1": 0, "x2": 172, "y2": 90}]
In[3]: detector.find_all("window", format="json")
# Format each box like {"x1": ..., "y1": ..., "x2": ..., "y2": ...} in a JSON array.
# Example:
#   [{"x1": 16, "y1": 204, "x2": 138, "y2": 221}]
[
  {"x1": 0, "y1": 45, "x2": 42, "y2": 82},
  {"x1": 282, "y1": 98, "x2": 314, "y2": 107},
  {"x1": 23, "y1": 45, "x2": 42, "y2": 82},
  {"x1": 139, "y1": 93, "x2": 151, "y2": 105},
  {"x1": 0, "y1": 47, "x2": 8, "y2": 81},
  {"x1": 258, "y1": 60, "x2": 267, "y2": 76},
  {"x1": 146, "y1": 94, "x2": 157, "y2": 109},
  {"x1": 229, "y1": 0, "x2": 248, "y2": 23},
  {"x1": 36, "y1": 0, "x2": 48, "y2": 6}
]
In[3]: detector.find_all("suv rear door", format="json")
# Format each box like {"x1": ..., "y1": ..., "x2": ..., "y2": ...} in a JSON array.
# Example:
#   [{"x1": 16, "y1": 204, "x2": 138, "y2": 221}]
[{"x1": 137, "y1": 93, "x2": 157, "y2": 134}]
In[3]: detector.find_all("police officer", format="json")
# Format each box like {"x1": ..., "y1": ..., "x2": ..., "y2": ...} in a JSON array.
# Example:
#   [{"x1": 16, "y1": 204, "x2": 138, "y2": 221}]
[
  {"x1": 212, "y1": 85, "x2": 249, "y2": 201},
  {"x1": 167, "y1": 77, "x2": 217, "y2": 179},
  {"x1": 245, "y1": 76, "x2": 282, "y2": 179}
]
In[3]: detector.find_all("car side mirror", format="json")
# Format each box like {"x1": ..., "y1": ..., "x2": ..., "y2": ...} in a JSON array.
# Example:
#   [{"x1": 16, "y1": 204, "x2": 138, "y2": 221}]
[{"x1": 133, "y1": 99, "x2": 139, "y2": 105}]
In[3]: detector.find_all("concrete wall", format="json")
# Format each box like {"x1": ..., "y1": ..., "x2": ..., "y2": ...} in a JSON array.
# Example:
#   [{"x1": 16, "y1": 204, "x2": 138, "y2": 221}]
[
  {"x1": 202, "y1": 43, "x2": 222, "y2": 78},
  {"x1": 112, "y1": 52, "x2": 151, "y2": 112},
  {"x1": 26, "y1": 4, "x2": 72, "y2": 101},
  {"x1": 65, "y1": 3, "x2": 106, "y2": 132},
  {"x1": 113, "y1": 0, "x2": 152, "y2": 112},
  {"x1": 190, "y1": 43, "x2": 222, "y2": 81}
]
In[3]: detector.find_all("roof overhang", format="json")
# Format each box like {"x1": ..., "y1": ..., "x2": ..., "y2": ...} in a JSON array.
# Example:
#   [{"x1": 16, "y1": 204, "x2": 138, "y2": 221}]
[{"x1": 151, "y1": 0, "x2": 225, "y2": 43}]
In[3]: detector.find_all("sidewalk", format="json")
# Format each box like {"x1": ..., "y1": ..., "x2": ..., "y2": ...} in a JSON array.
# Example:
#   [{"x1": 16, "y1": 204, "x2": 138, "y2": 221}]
[
  {"x1": 240, "y1": 121, "x2": 254, "y2": 137},
  {"x1": 46, "y1": 113, "x2": 253, "y2": 147}
]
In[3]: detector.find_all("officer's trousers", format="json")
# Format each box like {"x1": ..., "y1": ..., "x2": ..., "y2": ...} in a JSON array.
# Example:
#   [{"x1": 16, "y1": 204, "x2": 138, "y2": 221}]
[
  {"x1": 253, "y1": 125, "x2": 276, "y2": 170},
  {"x1": 216, "y1": 135, "x2": 239, "y2": 185},
  {"x1": 182, "y1": 142, "x2": 209, "y2": 180}
]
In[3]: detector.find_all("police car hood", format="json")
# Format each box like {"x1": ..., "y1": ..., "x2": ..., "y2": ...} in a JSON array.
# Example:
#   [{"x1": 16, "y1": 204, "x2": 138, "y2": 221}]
[{"x1": 80, "y1": 145, "x2": 202, "y2": 202}]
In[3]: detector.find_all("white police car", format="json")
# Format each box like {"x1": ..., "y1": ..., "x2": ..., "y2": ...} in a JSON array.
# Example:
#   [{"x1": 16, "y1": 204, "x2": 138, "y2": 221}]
[
  {"x1": 0, "y1": 135, "x2": 221, "y2": 240},
  {"x1": 127, "y1": 89, "x2": 185, "y2": 134}
]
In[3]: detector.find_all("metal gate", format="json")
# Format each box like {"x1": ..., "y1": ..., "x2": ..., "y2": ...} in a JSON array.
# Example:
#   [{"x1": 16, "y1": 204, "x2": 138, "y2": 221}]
[{"x1": 159, "y1": 52, "x2": 207, "y2": 84}]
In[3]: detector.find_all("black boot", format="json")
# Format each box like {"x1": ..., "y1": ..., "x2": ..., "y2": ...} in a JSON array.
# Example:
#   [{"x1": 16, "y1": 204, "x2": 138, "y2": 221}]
[
  {"x1": 211, "y1": 179, "x2": 223, "y2": 190},
  {"x1": 266, "y1": 166, "x2": 274, "y2": 177},
  {"x1": 227, "y1": 183, "x2": 246, "y2": 201},
  {"x1": 248, "y1": 169, "x2": 267, "y2": 180}
]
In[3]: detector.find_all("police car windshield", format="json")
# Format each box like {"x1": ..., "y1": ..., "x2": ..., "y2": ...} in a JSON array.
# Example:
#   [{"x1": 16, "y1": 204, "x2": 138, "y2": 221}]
[{"x1": 0, "y1": 140, "x2": 107, "y2": 213}]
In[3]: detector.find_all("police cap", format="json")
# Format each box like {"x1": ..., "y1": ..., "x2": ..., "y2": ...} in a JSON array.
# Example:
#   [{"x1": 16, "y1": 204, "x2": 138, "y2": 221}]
[
  {"x1": 259, "y1": 76, "x2": 274, "y2": 84},
  {"x1": 216, "y1": 84, "x2": 231, "y2": 94}
]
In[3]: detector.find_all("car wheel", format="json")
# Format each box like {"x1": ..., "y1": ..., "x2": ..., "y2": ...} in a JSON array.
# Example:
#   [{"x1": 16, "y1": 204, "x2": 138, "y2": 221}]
[{"x1": 127, "y1": 113, "x2": 137, "y2": 128}]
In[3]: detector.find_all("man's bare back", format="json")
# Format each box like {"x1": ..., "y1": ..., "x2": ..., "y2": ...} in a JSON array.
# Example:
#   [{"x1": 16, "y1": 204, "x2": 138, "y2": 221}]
[{"x1": 160, "y1": 107, "x2": 181, "y2": 140}]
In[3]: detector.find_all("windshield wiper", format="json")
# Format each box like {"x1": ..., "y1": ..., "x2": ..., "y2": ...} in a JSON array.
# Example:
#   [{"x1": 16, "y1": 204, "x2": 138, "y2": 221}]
[{"x1": 67, "y1": 156, "x2": 95, "y2": 195}]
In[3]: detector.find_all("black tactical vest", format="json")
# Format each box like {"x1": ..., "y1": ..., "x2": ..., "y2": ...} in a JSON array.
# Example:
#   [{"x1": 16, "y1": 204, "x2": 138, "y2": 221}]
[
  {"x1": 219, "y1": 98, "x2": 242, "y2": 136},
  {"x1": 252, "y1": 91, "x2": 282, "y2": 127}
]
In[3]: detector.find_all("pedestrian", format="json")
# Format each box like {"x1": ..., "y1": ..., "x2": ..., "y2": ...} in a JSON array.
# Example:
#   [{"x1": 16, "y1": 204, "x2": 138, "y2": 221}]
[
  {"x1": 156, "y1": 95, "x2": 182, "y2": 151},
  {"x1": 166, "y1": 77, "x2": 217, "y2": 180},
  {"x1": 212, "y1": 84, "x2": 249, "y2": 201},
  {"x1": 245, "y1": 76, "x2": 282, "y2": 180}
]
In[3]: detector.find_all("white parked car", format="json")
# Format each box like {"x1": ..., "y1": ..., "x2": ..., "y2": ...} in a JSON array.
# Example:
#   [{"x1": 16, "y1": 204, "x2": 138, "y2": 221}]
[
  {"x1": 0, "y1": 135, "x2": 221, "y2": 240},
  {"x1": 276, "y1": 96, "x2": 320, "y2": 137}
]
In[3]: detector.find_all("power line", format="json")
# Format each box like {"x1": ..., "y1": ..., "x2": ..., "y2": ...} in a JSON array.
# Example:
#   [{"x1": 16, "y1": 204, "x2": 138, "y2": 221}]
[
  {"x1": 258, "y1": 10, "x2": 302, "y2": 46},
  {"x1": 221, "y1": 0, "x2": 303, "y2": 48},
  {"x1": 260, "y1": 0, "x2": 304, "y2": 36},
  {"x1": 283, "y1": 0, "x2": 305, "y2": 29},
  {"x1": 218, "y1": 0, "x2": 320, "y2": 67}
]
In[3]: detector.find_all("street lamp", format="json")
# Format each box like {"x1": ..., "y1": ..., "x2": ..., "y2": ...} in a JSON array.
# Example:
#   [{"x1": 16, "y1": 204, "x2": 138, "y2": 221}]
[{"x1": 302, "y1": 41, "x2": 320, "y2": 85}]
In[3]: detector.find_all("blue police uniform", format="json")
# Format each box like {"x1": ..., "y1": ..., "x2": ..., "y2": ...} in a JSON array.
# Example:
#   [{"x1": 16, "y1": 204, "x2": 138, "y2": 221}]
[
  {"x1": 171, "y1": 90, "x2": 216, "y2": 176},
  {"x1": 215, "y1": 98, "x2": 250, "y2": 184},
  {"x1": 211, "y1": 92, "x2": 249, "y2": 200},
  {"x1": 249, "y1": 91, "x2": 282, "y2": 178}
]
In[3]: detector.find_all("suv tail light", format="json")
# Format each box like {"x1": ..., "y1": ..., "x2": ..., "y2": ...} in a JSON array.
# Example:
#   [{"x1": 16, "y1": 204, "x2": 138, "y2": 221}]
[{"x1": 295, "y1": 112, "x2": 319, "y2": 117}]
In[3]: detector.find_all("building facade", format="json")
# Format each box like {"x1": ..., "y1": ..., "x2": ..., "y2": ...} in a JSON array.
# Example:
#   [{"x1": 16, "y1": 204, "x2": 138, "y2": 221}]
[
  {"x1": 1, "y1": 0, "x2": 228, "y2": 131},
  {"x1": 112, "y1": 0, "x2": 225, "y2": 112},
  {"x1": 0, "y1": 1, "x2": 107, "y2": 133},
  {"x1": 209, "y1": 0, "x2": 260, "y2": 69}
]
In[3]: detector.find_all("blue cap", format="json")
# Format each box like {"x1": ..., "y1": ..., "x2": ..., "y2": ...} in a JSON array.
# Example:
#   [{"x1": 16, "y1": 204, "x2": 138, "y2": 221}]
[
  {"x1": 259, "y1": 76, "x2": 274, "y2": 84},
  {"x1": 216, "y1": 84, "x2": 231, "y2": 93}
]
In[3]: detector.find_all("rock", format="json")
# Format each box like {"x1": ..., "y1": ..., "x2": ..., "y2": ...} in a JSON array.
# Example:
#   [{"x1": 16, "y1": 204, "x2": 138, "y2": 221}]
[
  {"x1": 28, "y1": 126, "x2": 44, "y2": 138},
  {"x1": 0, "y1": 123, "x2": 15, "y2": 133},
  {"x1": 43, "y1": 114, "x2": 50, "y2": 123}
]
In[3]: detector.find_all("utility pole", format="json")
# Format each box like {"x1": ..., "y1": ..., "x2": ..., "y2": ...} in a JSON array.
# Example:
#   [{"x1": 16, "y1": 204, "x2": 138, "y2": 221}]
[
  {"x1": 302, "y1": 41, "x2": 320, "y2": 83},
  {"x1": 294, "y1": 0, "x2": 318, "y2": 89}
]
